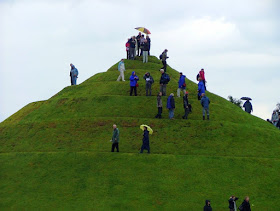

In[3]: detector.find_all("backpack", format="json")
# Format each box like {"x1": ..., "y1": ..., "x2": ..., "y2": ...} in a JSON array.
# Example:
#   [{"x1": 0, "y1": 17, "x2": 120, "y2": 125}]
[
  {"x1": 159, "y1": 53, "x2": 163, "y2": 60},
  {"x1": 164, "y1": 74, "x2": 170, "y2": 83},
  {"x1": 196, "y1": 73, "x2": 200, "y2": 81}
]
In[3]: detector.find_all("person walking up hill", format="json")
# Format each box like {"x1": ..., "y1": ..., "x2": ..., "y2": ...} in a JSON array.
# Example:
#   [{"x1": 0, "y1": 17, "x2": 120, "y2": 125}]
[
  {"x1": 199, "y1": 68, "x2": 206, "y2": 90},
  {"x1": 111, "y1": 124, "x2": 120, "y2": 152},
  {"x1": 197, "y1": 77, "x2": 205, "y2": 100},
  {"x1": 160, "y1": 49, "x2": 168, "y2": 72},
  {"x1": 177, "y1": 72, "x2": 186, "y2": 97},
  {"x1": 117, "y1": 59, "x2": 126, "y2": 81}
]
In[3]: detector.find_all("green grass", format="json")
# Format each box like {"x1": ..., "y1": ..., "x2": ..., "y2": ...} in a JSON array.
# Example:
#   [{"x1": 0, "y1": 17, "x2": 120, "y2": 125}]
[{"x1": 0, "y1": 56, "x2": 280, "y2": 210}]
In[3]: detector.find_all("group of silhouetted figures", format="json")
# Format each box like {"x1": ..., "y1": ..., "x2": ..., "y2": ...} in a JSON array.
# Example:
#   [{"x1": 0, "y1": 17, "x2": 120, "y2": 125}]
[{"x1": 267, "y1": 109, "x2": 280, "y2": 129}]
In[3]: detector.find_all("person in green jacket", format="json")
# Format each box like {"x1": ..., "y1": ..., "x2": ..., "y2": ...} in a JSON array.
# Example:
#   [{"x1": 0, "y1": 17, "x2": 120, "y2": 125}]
[{"x1": 111, "y1": 124, "x2": 120, "y2": 152}]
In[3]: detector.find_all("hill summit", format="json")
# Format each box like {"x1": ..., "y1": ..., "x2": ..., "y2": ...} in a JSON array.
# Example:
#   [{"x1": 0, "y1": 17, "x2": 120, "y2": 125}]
[{"x1": 1, "y1": 56, "x2": 279, "y2": 210}]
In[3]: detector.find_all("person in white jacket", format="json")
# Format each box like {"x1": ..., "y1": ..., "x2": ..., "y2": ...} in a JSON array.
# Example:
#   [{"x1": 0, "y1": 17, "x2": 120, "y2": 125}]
[{"x1": 117, "y1": 59, "x2": 126, "y2": 81}]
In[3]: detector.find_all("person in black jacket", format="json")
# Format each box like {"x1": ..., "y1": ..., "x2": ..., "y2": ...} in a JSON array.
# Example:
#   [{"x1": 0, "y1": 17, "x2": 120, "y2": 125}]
[
  {"x1": 143, "y1": 72, "x2": 154, "y2": 96},
  {"x1": 204, "y1": 200, "x2": 212, "y2": 211},
  {"x1": 239, "y1": 196, "x2": 251, "y2": 211},
  {"x1": 182, "y1": 91, "x2": 190, "y2": 119},
  {"x1": 140, "y1": 127, "x2": 150, "y2": 153},
  {"x1": 228, "y1": 195, "x2": 239, "y2": 211},
  {"x1": 159, "y1": 69, "x2": 170, "y2": 96},
  {"x1": 129, "y1": 36, "x2": 136, "y2": 60},
  {"x1": 142, "y1": 40, "x2": 149, "y2": 63},
  {"x1": 277, "y1": 113, "x2": 280, "y2": 129},
  {"x1": 146, "y1": 35, "x2": 151, "y2": 55}
]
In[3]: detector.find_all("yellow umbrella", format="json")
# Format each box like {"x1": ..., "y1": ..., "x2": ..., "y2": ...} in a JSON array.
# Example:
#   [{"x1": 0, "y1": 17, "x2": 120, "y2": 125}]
[
  {"x1": 140, "y1": 124, "x2": 153, "y2": 134},
  {"x1": 135, "y1": 27, "x2": 151, "y2": 35}
]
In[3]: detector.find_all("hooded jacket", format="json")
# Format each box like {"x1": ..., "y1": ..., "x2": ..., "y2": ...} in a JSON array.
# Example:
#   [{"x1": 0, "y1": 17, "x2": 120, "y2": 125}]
[
  {"x1": 204, "y1": 200, "x2": 212, "y2": 211},
  {"x1": 201, "y1": 95, "x2": 210, "y2": 109},
  {"x1": 129, "y1": 71, "x2": 139, "y2": 87},
  {"x1": 143, "y1": 73, "x2": 154, "y2": 84},
  {"x1": 118, "y1": 61, "x2": 125, "y2": 71},
  {"x1": 70, "y1": 65, "x2": 79, "y2": 77},
  {"x1": 199, "y1": 70, "x2": 205, "y2": 80},
  {"x1": 178, "y1": 75, "x2": 186, "y2": 88},
  {"x1": 198, "y1": 81, "x2": 205, "y2": 96},
  {"x1": 240, "y1": 200, "x2": 251, "y2": 211},
  {"x1": 167, "y1": 95, "x2": 175, "y2": 109},
  {"x1": 243, "y1": 101, "x2": 253, "y2": 113}
]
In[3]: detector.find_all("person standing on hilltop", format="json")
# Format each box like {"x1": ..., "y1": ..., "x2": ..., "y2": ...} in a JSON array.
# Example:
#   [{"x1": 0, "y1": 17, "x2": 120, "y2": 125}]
[
  {"x1": 160, "y1": 49, "x2": 168, "y2": 72},
  {"x1": 129, "y1": 36, "x2": 136, "y2": 60},
  {"x1": 117, "y1": 59, "x2": 126, "y2": 82},
  {"x1": 243, "y1": 100, "x2": 253, "y2": 114},
  {"x1": 271, "y1": 110, "x2": 279, "y2": 126},
  {"x1": 167, "y1": 93, "x2": 175, "y2": 119},
  {"x1": 125, "y1": 38, "x2": 130, "y2": 59},
  {"x1": 146, "y1": 35, "x2": 151, "y2": 55},
  {"x1": 111, "y1": 124, "x2": 120, "y2": 152},
  {"x1": 129, "y1": 71, "x2": 139, "y2": 96},
  {"x1": 199, "y1": 68, "x2": 206, "y2": 91},
  {"x1": 143, "y1": 72, "x2": 154, "y2": 96},
  {"x1": 177, "y1": 72, "x2": 186, "y2": 97},
  {"x1": 155, "y1": 92, "x2": 163, "y2": 119},
  {"x1": 159, "y1": 69, "x2": 170, "y2": 96},
  {"x1": 201, "y1": 93, "x2": 210, "y2": 120},
  {"x1": 140, "y1": 126, "x2": 150, "y2": 153},
  {"x1": 70, "y1": 63, "x2": 78, "y2": 86},
  {"x1": 142, "y1": 39, "x2": 149, "y2": 63},
  {"x1": 136, "y1": 32, "x2": 141, "y2": 56},
  {"x1": 197, "y1": 77, "x2": 205, "y2": 100}
]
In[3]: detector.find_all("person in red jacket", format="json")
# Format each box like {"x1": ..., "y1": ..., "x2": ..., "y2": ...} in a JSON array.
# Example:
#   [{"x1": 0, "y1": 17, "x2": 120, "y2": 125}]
[
  {"x1": 125, "y1": 38, "x2": 130, "y2": 59},
  {"x1": 199, "y1": 68, "x2": 206, "y2": 91}
]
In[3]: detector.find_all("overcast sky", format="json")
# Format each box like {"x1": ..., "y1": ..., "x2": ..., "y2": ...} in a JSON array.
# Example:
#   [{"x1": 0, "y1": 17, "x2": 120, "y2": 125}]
[{"x1": 0, "y1": 0, "x2": 279, "y2": 122}]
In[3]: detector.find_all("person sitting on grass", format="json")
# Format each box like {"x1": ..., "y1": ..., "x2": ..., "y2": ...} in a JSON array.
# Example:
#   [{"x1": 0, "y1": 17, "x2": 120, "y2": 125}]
[
  {"x1": 201, "y1": 93, "x2": 210, "y2": 120},
  {"x1": 140, "y1": 126, "x2": 150, "y2": 153},
  {"x1": 111, "y1": 124, "x2": 119, "y2": 152},
  {"x1": 129, "y1": 71, "x2": 139, "y2": 96}
]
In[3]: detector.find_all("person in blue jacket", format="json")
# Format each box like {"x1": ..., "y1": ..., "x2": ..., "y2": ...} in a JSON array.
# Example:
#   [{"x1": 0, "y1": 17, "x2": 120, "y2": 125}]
[
  {"x1": 70, "y1": 63, "x2": 79, "y2": 85},
  {"x1": 197, "y1": 77, "x2": 205, "y2": 100},
  {"x1": 243, "y1": 100, "x2": 253, "y2": 114},
  {"x1": 140, "y1": 126, "x2": 150, "y2": 153},
  {"x1": 177, "y1": 72, "x2": 186, "y2": 97},
  {"x1": 129, "y1": 71, "x2": 139, "y2": 96},
  {"x1": 201, "y1": 93, "x2": 210, "y2": 120},
  {"x1": 167, "y1": 93, "x2": 175, "y2": 119}
]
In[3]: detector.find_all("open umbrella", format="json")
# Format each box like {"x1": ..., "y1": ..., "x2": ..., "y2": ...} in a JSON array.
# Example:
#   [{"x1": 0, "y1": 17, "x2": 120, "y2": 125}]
[
  {"x1": 135, "y1": 27, "x2": 151, "y2": 35},
  {"x1": 140, "y1": 124, "x2": 153, "y2": 135},
  {"x1": 241, "y1": 97, "x2": 252, "y2": 101}
]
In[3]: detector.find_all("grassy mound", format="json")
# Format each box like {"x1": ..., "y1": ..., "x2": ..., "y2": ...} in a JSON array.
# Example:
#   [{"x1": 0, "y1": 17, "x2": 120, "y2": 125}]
[{"x1": 1, "y1": 56, "x2": 279, "y2": 210}]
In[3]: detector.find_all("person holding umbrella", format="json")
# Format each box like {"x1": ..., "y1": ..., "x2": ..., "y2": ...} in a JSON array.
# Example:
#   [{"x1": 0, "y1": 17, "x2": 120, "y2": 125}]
[
  {"x1": 242, "y1": 98, "x2": 253, "y2": 114},
  {"x1": 139, "y1": 125, "x2": 153, "y2": 153}
]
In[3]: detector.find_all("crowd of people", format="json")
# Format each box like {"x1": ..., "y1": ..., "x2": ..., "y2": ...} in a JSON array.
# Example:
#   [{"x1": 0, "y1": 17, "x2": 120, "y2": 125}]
[
  {"x1": 126, "y1": 32, "x2": 151, "y2": 63},
  {"x1": 268, "y1": 109, "x2": 280, "y2": 129}
]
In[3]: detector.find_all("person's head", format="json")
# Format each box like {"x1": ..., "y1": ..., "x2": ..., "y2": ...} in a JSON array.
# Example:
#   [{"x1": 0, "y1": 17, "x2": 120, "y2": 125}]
[
  {"x1": 170, "y1": 93, "x2": 174, "y2": 97},
  {"x1": 160, "y1": 69, "x2": 164, "y2": 74},
  {"x1": 165, "y1": 49, "x2": 168, "y2": 52},
  {"x1": 113, "y1": 124, "x2": 117, "y2": 129},
  {"x1": 201, "y1": 93, "x2": 205, "y2": 97},
  {"x1": 201, "y1": 68, "x2": 204, "y2": 71},
  {"x1": 144, "y1": 39, "x2": 147, "y2": 43},
  {"x1": 132, "y1": 71, "x2": 136, "y2": 76},
  {"x1": 231, "y1": 195, "x2": 235, "y2": 199},
  {"x1": 158, "y1": 92, "x2": 162, "y2": 96},
  {"x1": 185, "y1": 91, "x2": 189, "y2": 96},
  {"x1": 205, "y1": 200, "x2": 211, "y2": 206},
  {"x1": 180, "y1": 72, "x2": 182, "y2": 76},
  {"x1": 132, "y1": 36, "x2": 135, "y2": 39},
  {"x1": 121, "y1": 59, "x2": 124, "y2": 62},
  {"x1": 141, "y1": 34, "x2": 144, "y2": 37},
  {"x1": 245, "y1": 196, "x2": 249, "y2": 202},
  {"x1": 146, "y1": 72, "x2": 150, "y2": 76},
  {"x1": 138, "y1": 32, "x2": 141, "y2": 35},
  {"x1": 146, "y1": 35, "x2": 149, "y2": 38},
  {"x1": 144, "y1": 126, "x2": 147, "y2": 131},
  {"x1": 273, "y1": 110, "x2": 276, "y2": 114}
]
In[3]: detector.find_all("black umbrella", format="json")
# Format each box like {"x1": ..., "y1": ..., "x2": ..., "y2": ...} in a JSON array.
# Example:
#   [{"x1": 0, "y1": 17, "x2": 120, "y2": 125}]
[{"x1": 241, "y1": 97, "x2": 252, "y2": 101}]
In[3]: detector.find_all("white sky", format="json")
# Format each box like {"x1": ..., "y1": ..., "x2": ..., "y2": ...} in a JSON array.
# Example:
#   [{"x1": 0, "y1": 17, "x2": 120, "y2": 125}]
[{"x1": 0, "y1": 0, "x2": 279, "y2": 122}]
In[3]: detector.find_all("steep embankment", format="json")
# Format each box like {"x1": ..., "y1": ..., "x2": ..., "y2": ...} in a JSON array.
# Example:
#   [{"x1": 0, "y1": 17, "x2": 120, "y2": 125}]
[{"x1": 0, "y1": 56, "x2": 279, "y2": 210}]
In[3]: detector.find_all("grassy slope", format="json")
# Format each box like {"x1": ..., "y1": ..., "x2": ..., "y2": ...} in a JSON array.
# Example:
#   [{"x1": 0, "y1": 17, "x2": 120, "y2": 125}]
[{"x1": 0, "y1": 56, "x2": 280, "y2": 210}]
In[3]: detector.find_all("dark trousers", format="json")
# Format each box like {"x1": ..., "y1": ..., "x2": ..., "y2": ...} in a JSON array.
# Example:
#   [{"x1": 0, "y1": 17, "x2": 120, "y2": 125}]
[
  {"x1": 183, "y1": 108, "x2": 189, "y2": 119},
  {"x1": 140, "y1": 145, "x2": 150, "y2": 153},
  {"x1": 130, "y1": 86, "x2": 137, "y2": 96},
  {"x1": 202, "y1": 80, "x2": 206, "y2": 91},
  {"x1": 111, "y1": 143, "x2": 119, "y2": 152},
  {"x1": 146, "y1": 83, "x2": 152, "y2": 96},
  {"x1": 162, "y1": 60, "x2": 167, "y2": 72},
  {"x1": 129, "y1": 48, "x2": 135, "y2": 60},
  {"x1": 155, "y1": 107, "x2": 162, "y2": 118},
  {"x1": 126, "y1": 51, "x2": 129, "y2": 59}
]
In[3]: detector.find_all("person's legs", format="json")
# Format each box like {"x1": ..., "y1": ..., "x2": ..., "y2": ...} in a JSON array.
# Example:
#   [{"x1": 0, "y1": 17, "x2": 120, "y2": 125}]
[
  {"x1": 111, "y1": 143, "x2": 115, "y2": 152},
  {"x1": 147, "y1": 145, "x2": 150, "y2": 153},
  {"x1": 160, "y1": 85, "x2": 163, "y2": 95},
  {"x1": 159, "y1": 107, "x2": 162, "y2": 118},
  {"x1": 117, "y1": 72, "x2": 121, "y2": 81},
  {"x1": 73, "y1": 77, "x2": 77, "y2": 85},
  {"x1": 145, "y1": 83, "x2": 149, "y2": 96},
  {"x1": 163, "y1": 84, "x2": 167, "y2": 96},
  {"x1": 206, "y1": 108, "x2": 210, "y2": 120},
  {"x1": 134, "y1": 86, "x2": 137, "y2": 96},
  {"x1": 126, "y1": 51, "x2": 129, "y2": 59},
  {"x1": 140, "y1": 145, "x2": 144, "y2": 153},
  {"x1": 121, "y1": 71, "x2": 125, "y2": 81},
  {"x1": 203, "y1": 80, "x2": 206, "y2": 91},
  {"x1": 177, "y1": 88, "x2": 181, "y2": 97},
  {"x1": 203, "y1": 108, "x2": 206, "y2": 120},
  {"x1": 149, "y1": 85, "x2": 152, "y2": 96},
  {"x1": 130, "y1": 86, "x2": 133, "y2": 96},
  {"x1": 147, "y1": 83, "x2": 151, "y2": 96},
  {"x1": 116, "y1": 143, "x2": 119, "y2": 152}
]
